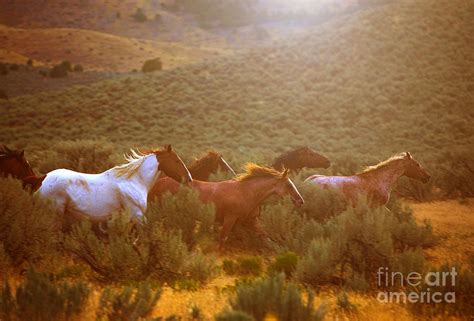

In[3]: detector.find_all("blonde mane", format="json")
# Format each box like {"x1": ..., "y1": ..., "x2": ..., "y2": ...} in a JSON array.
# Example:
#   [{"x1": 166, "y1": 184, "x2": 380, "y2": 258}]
[
  {"x1": 235, "y1": 163, "x2": 284, "y2": 181},
  {"x1": 360, "y1": 153, "x2": 408, "y2": 174},
  {"x1": 113, "y1": 149, "x2": 149, "y2": 178}
]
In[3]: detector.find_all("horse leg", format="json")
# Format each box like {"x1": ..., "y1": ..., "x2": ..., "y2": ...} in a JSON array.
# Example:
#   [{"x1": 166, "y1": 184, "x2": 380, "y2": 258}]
[
  {"x1": 219, "y1": 215, "x2": 238, "y2": 252},
  {"x1": 243, "y1": 216, "x2": 269, "y2": 239}
]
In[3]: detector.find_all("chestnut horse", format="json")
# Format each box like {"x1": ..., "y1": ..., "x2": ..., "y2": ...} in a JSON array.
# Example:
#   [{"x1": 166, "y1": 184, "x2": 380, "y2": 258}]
[
  {"x1": 305, "y1": 152, "x2": 430, "y2": 207},
  {"x1": 38, "y1": 145, "x2": 192, "y2": 222},
  {"x1": 162, "y1": 150, "x2": 235, "y2": 181},
  {"x1": 149, "y1": 163, "x2": 304, "y2": 249},
  {"x1": 0, "y1": 145, "x2": 46, "y2": 191},
  {"x1": 272, "y1": 147, "x2": 331, "y2": 172}
]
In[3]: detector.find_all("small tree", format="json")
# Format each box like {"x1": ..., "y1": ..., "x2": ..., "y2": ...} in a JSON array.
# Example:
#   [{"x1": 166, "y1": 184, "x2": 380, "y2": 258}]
[
  {"x1": 132, "y1": 8, "x2": 147, "y2": 22},
  {"x1": 0, "y1": 89, "x2": 8, "y2": 100},
  {"x1": 141, "y1": 57, "x2": 162, "y2": 73},
  {"x1": 73, "y1": 64, "x2": 84, "y2": 72},
  {"x1": 49, "y1": 64, "x2": 68, "y2": 78}
]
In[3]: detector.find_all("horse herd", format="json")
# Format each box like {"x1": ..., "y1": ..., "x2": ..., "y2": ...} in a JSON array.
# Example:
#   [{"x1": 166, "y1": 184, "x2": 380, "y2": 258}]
[{"x1": 0, "y1": 145, "x2": 430, "y2": 249}]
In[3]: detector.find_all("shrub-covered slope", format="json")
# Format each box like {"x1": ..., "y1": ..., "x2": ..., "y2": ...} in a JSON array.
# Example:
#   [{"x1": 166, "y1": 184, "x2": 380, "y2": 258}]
[{"x1": 1, "y1": 0, "x2": 473, "y2": 175}]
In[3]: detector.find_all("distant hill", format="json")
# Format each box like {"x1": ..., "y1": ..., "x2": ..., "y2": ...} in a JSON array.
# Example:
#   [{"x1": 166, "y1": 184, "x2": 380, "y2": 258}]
[
  {"x1": 1, "y1": 0, "x2": 473, "y2": 175},
  {"x1": 0, "y1": 24, "x2": 227, "y2": 72}
]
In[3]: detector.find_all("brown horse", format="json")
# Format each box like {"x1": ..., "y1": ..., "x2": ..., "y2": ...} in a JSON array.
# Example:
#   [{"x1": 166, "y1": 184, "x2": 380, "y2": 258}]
[
  {"x1": 305, "y1": 152, "x2": 430, "y2": 207},
  {"x1": 149, "y1": 163, "x2": 304, "y2": 249},
  {"x1": 272, "y1": 147, "x2": 331, "y2": 172},
  {"x1": 187, "y1": 150, "x2": 236, "y2": 181},
  {"x1": 0, "y1": 145, "x2": 46, "y2": 191}
]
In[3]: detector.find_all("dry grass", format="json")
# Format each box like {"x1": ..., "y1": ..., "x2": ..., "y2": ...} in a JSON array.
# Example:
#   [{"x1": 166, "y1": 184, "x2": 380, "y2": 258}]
[{"x1": 412, "y1": 199, "x2": 474, "y2": 268}]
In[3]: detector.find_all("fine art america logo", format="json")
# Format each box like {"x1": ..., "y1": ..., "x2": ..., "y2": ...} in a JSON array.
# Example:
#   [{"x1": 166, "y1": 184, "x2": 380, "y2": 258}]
[{"x1": 376, "y1": 267, "x2": 457, "y2": 304}]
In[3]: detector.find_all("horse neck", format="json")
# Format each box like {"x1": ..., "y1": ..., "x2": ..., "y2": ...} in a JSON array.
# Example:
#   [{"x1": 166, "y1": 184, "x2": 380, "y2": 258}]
[
  {"x1": 359, "y1": 161, "x2": 406, "y2": 192},
  {"x1": 189, "y1": 163, "x2": 213, "y2": 181},
  {"x1": 240, "y1": 177, "x2": 279, "y2": 208},
  {"x1": 132, "y1": 155, "x2": 160, "y2": 191}
]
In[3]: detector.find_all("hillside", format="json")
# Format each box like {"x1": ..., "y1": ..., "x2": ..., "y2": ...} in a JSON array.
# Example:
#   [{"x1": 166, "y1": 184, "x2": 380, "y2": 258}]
[
  {"x1": 0, "y1": 24, "x2": 226, "y2": 72},
  {"x1": 1, "y1": 0, "x2": 473, "y2": 172}
]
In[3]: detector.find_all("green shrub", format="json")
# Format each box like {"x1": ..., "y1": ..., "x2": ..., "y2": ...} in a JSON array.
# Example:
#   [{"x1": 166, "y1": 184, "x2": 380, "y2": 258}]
[
  {"x1": 0, "y1": 89, "x2": 7, "y2": 100},
  {"x1": 260, "y1": 201, "x2": 324, "y2": 254},
  {"x1": 222, "y1": 256, "x2": 262, "y2": 277},
  {"x1": 142, "y1": 57, "x2": 162, "y2": 73},
  {"x1": 0, "y1": 63, "x2": 8, "y2": 75},
  {"x1": 96, "y1": 282, "x2": 161, "y2": 321},
  {"x1": 0, "y1": 177, "x2": 59, "y2": 267},
  {"x1": 73, "y1": 64, "x2": 84, "y2": 72},
  {"x1": 0, "y1": 270, "x2": 90, "y2": 321},
  {"x1": 296, "y1": 183, "x2": 346, "y2": 222},
  {"x1": 227, "y1": 274, "x2": 326, "y2": 321},
  {"x1": 59, "y1": 60, "x2": 72, "y2": 72},
  {"x1": 268, "y1": 251, "x2": 298, "y2": 277},
  {"x1": 295, "y1": 239, "x2": 335, "y2": 287},
  {"x1": 132, "y1": 8, "x2": 147, "y2": 22},
  {"x1": 335, "y1": 292, "x2": 357, "y2": 313},
  {"x1": 64, "y1": 212, "x2": 189, "y2": 282},
  {"x1": 184, "y1": 250, "x2": 218, "y2": 284},
  {"x1": 49, "y1": 64, "x2": 68, "y2": 78},
  {"x1": 36, "y1": 139, "x2": 119, "y2": 173},
  {"x1": 152, "y1": 187, "x2": 215, "y2": 249},
  {"x1": 215, "y1": 310, "x2": 255, "y2": 321}
]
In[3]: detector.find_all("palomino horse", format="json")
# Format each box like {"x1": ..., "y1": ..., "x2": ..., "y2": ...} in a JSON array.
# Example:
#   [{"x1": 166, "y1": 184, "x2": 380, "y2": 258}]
[
  {"x1": 161, "y1": 150, "x2": 235, "y2": 181},
  {"x1": 37, "y1": 145, "x2": 192, "y2": 222},
  {"x1": 272, "y1": 147, "x2": 331, "y2": 172},
  {"x1": 149, "y1": 163, "x2": 304, "y2": 249},
  {"x1": 305, "y1": 152, "x2": 430, "y2": 207},
  {"x1": 0, "y1": 145, "x2": 46, "y2": 191}
]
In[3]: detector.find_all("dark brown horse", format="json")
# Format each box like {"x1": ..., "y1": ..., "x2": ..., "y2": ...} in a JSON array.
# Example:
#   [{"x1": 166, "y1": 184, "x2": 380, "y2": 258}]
[
  {"x1": 187, "y1": 150, "x2": 236, "y2": 181},
  {"x1": 306, "y1": 152, "x2": 430, "y2": 207},
  {"x1": 159, "y1": 150, "x2": 235, "y2": 181},
  {"x1": 0, "y1": 145, "x2": 46, "y2": 191},
  {"x1": 149, "y1": 163, "x2": 304, "y2": 250},
  {"x1": 272, "y1": 147, "x2": 331, "y2": 172}
]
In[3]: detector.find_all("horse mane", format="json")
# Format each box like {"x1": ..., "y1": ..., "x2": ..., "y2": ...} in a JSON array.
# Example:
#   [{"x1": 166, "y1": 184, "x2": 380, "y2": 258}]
[
  {"x1": 360, "y1": 153, "x2": 408, "y2": 174},
  {"x1": 236, "y1": 163, "x2": 284, "y2": 181},
  {"x1": 113, "y1": 149, "x2": 151, "y2": 178},
  {"x1": 0, "y1": 145, "x2": 17, "y2": 158},
  {"x1": 189, "y1": 150, "x2": 220, "y2": 172}
]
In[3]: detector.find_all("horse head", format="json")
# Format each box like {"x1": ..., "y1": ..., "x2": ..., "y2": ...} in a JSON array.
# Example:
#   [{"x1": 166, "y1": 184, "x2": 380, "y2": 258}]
[
  {"x1": 155, "y1": 145, "x2": 192, "y2": 184},
  {"x1": 0, "y1": 146, "x2": 35, "y2": 179},
  {"x1": 402, "y1": 152, "x2": 431, "y2": 183},
  {"x1": 274, "y1": 147, "x2": 330, "y2": 171},
  {"x1": 274, "y1": 168, "x2": 305, "y2": 206}
]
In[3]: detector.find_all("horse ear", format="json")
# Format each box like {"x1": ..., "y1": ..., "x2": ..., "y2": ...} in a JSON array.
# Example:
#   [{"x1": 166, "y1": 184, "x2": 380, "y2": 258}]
[
  {"x1": 405, "y1": 152, "x2": 412, "y2": 159},
  {"x1": 19, "y1": 150, "x2": 24, "y2": 158},
  {"x1": 282, "y1": 168, "x2": 289, "y2": 178},
  {"x1": 166, "y1": 144, "x2": 172, "y2": 152}
]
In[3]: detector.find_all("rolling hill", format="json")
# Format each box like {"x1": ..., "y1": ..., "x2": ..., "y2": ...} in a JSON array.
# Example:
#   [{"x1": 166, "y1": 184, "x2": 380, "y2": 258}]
[
  {"x1": 1, "y1": 0, "x2": 473, "y2": 175},
  {"x1": 0, "y1": 24, "x2": 227, "y2": 72}
]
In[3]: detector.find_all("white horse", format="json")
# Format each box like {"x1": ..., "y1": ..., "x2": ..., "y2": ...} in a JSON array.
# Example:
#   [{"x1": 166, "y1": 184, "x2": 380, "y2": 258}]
[{"x1": 37, "y1": 145, "x2": 192, "y2": 222}]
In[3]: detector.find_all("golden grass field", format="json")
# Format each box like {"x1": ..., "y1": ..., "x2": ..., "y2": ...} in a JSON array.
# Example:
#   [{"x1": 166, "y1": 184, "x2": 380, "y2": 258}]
[{"x1": 48, "y1": 200, "x2": 470, "y2": 321}]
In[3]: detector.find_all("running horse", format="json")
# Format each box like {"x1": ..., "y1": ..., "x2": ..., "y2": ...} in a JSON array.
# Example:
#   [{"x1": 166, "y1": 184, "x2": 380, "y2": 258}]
[
  {"x1": 0, "y1": 145, "x2": 46, "y2": 191},
  {"x1": 149, "y1": 163, "x2": 304, "y2": 250},
  {"x1": 37, "y1": 145, "x2": 192, "y2": 223},
  {"x1": 161, "y1": 150, "x2": 235, "y2": 181},
  {"x1": 305, "y1": 152, "x2": 430, "y2": 207},
  {"x1": 272, "y1": 147, "x2": 331, "y2": 172}
]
